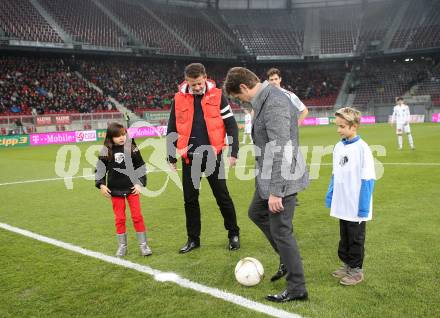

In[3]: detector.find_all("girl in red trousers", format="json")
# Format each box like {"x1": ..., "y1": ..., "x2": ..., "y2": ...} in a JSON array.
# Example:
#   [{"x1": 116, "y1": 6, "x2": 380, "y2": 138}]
[{"x1": 95, "y1": 122, "x2": 151, "y2": 257}]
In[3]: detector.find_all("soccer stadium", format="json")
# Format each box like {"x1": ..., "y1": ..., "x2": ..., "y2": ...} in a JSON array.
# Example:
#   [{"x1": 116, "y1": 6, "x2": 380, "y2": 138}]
[{"x1": 1, "y1": 0, "x2": 439, "y2": 317}]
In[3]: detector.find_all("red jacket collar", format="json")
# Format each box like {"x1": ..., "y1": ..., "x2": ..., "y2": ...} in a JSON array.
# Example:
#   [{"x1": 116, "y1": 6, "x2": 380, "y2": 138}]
[{"x1": 178, "y1": 79, "x2": 217, "y2": 95}]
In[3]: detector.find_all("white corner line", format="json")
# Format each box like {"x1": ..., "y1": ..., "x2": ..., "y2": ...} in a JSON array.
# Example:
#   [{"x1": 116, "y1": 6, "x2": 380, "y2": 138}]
[{"x1": 0, "y1": 222, "x2": 302, "y2": 318}]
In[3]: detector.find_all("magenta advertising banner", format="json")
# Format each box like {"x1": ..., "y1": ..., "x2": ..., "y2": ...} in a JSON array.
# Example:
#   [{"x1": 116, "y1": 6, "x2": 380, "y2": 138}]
[
  {"x1": 75, "y1": 130, "x2": 97, "y2": 142},
  {"x1": 30, "y1": 132, "x2": 77, "y2": 146},
  {"x1": 317, "y1": 117, "x2": 330, "y2": 125},
  {"x1": 29, "y1": 126, "x2": 167, "y2": 146},
  {"x1": 301, "y1": 117, "x2": 329, "y2": 126},
  {"x1": 432, "y1": 113, "x2": 440, "y2": 123},
  {"x1": 360, "y1": 116, "x2": 376, "y2": 124},
  {"x1": 301, "y1": 118, "x2": 318, "y2": 126},
  {"x1": 127, "y1": 126, "x2": 167, "y2": 138}
]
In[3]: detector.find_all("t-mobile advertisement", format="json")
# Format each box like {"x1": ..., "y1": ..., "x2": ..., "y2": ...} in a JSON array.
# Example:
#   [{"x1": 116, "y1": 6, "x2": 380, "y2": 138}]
[
  {"x1": 432, "y1": 113, "x2": 440, "y2": 123},
  {"x1": 360, "y1": 116, "x2": 376, "y2": 124},
  {"x1": 301, "y1": 117, "x2": 330, "y2": 126},
  {"x1": 30, "y1": 131, "x2": 77, "y2": 146},
  {"x1": 29, "y1": 127, "x2": 167, "y2": 146},
  {"x1": 301, "y1": 116, "x2": 376, "y2": 126},
  {"x1": 30, "y1": 130, "x2": 97, "y2": 146},
  {"x1": 127, "y1": 126, "x2": 167, "y2": 138}
]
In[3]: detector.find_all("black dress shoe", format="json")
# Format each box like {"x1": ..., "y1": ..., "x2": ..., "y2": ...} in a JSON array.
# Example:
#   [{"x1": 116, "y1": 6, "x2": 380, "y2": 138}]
[
  {"x1": 265, "y1": 290, "x2": 308, "y2": 302},
  {"x1": 179, "y1": 240, "x2": 200, "y2": 254},
  {"x1": 228, "y1": 236, "x2": 240, "y2": 250},
  {"x1": 270, "y1": 263, "x2": 287, "y2": 282}
]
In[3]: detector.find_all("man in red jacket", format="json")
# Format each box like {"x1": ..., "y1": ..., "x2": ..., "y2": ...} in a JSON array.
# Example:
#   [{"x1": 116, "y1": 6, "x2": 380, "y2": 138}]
[{"x1": 166, "y1": 63, "x2": 240, "y2": 254}]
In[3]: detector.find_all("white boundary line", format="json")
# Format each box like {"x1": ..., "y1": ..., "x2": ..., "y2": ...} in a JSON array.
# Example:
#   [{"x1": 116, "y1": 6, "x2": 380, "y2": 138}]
[
  {"x1": 0, "y1": 162, "x2": 439, "y2": 186},
  {"x1": 0, "y1": 222, "x2": 301, "y2": 318}
]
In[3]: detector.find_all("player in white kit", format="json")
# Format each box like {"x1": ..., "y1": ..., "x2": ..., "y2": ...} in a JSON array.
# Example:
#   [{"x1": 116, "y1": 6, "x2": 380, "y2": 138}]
[
  {"x1": 391, "y1": 97, "x2": 415, "y2": 150},
  {"x1": 267, "y1": 68, "x2": 309, "y2": 123},
  {"x1": 242, "y1": 108, "x2": 253, "y2": 144}
]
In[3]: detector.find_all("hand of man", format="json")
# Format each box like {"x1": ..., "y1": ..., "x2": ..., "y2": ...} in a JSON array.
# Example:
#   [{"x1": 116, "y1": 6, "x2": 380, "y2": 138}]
[
  {"x1": 99, "y1": 185, "x2": 111, "y2": 198},
  {"x1": 268, "y1": 194, "x2": 284, "y2": 213},
  {"x1": 169, "y1": 162, "x2": 177, "y2": 172},
  {"x1": 229, "y1": 156, "x2": 237, "y2": 167}
]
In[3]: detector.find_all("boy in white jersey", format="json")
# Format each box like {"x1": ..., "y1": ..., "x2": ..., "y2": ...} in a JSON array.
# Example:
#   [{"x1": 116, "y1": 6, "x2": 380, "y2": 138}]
[
  {"x1": 326, "y1": 107, "x2": 376, "y2": 286},
  {"x1": 267, "y1": 68, "x2": 309, "y2": 123},
  {"x1": 242, "y1": 108, "x2": 253, "y2": 144},
  {"x1": 391, "y1": 97, "x2": 415, "y2": 150}
]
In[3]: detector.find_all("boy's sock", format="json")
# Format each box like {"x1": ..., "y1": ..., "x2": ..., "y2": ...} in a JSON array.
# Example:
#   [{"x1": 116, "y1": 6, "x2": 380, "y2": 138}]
[
  {"x1": 408, "y1": 134, "x2": 414, "y2": 149},
  {"x1": 398, "y1": 135, "x2": 403, "y2": 149}
]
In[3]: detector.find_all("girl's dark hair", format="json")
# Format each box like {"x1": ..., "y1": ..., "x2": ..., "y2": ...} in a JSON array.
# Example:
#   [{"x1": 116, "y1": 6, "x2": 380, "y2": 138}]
[{"x1": 101, "y1": 122, "x2": 136, "y2": 160}]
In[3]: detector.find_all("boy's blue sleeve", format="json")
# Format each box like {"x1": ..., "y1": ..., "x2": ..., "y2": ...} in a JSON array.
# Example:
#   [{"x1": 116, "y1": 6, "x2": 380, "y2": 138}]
[
  {"x1": 325, "y1": 175, "x2": 334, "y2": 208},
  {"x1": 358, "y1": 179, "x2": 375, "y2": 217}
]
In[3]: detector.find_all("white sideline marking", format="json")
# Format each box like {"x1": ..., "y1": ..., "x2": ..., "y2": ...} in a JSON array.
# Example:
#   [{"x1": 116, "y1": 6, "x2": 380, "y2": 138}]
[
  {"x1": 1, "y1": 162, "x2": 439, "y2": 186},
  {"x1": 0, "y1": 175, "x2": 94, "y2": 186},
  {"x1": 0, "y1": 222, "x2": 302, "y2": 318}
]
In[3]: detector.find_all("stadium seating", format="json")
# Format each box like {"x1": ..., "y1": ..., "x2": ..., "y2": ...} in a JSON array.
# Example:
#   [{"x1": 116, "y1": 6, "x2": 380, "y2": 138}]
[
  {"x1": 99, "y1": 0, "x2": 190, "y2": 55},
  {"x1": 39, "y1": 0, "x2": 126, "y2": 47},
  {"x1": 148, "y1": 4, "x2": 238, "y2": 57},
  {"x1": 411, "y1": 64, "x2": 440, "y2": 106},
  {"x1": 0, "y1": 0, "x2": 62, "y2": 43},
  {"x1": 389, "y1": 0, "x2": 434, "y2": 49},
  {"x1": 255, "y1": 65, "x2": 345, "y2": 107},
  {"x1": 79, "y1": 58, "x2": 184, "y2": 113},
  {"x1": 357, "y1": 1, "x2": 395, "y2": 53},
  {"x1": 407, "y1": 3, "x2": 440, "y2": 50},
  {"x1": 0, "y1": 0, "x2": 439, "y2": 56},
  {"x1": 223, "y1": 10, "x2": 304, "y2": 56},
  {"x1": 352, "y1": 59, "x2": 432, "y2": 107},
  {"x1": 320, "y1": 5, "x2": 360, "y2": 54}
]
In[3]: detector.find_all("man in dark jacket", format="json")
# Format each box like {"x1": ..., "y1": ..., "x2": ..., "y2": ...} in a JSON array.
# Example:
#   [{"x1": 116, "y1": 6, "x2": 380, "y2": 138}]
[{"x1": 167, "y1": 63, "x2": 240, "y2": 254}]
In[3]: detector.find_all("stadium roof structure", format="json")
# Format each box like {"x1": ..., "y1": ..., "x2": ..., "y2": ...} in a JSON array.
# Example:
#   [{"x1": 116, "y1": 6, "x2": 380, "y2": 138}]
[{"x1": 149, "y1": 0, "x2": 392, "y2": 9}]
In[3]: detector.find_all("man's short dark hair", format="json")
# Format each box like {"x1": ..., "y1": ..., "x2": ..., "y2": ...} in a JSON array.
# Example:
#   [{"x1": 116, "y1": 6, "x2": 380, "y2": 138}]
[
  {"x1": 267, "y1": 68, "x2": 281, "y2": 78},
  {"x1": 224, "y1": 67, "x2": 260, "y2": 95},
  {"x1": 184, "y1": 63, "x2": 206, "y2": 79},
  {"x1": 396, "y1": 96, "x2": 404, "y2": 101}
]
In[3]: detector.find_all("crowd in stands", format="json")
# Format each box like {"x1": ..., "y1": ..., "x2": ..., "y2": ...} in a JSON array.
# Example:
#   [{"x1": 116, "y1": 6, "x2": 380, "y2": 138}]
[
  {"x1": 0, "y1": 54, "x2": 346, "y2": 118},
  {"x1": 1, "y1": 54, "x2": 439, "y2": 120},
  {"x1": 0, "y1": 56, "x2": 113, "y2": 116},
  {"x1": 256, "y1": 66, "x2": 345, "y2": 106},
  {"x1": 79, "y1": 58, "x2": 183, "y2": 112}
]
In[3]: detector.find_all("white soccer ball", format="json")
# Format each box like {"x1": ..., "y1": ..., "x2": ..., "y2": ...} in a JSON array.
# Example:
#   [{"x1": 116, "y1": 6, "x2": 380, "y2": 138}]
[{"x1": 234, "y1": 257, "x2": 264, "y2": 286}]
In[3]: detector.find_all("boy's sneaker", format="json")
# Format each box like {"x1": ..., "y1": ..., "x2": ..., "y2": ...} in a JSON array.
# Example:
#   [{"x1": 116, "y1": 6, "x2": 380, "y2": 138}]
[
  {"x1": 340, "y1": 267, "x2": 364, "y2": 286},
  {"x1": 331, "y1": 264, "x2": 349, "y2": 278}
]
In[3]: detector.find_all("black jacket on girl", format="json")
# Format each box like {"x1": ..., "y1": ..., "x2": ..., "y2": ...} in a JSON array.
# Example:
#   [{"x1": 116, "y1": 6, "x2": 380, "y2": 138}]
[{"x1": 95, "y1": 141, "x2": 146, "y2": 197}]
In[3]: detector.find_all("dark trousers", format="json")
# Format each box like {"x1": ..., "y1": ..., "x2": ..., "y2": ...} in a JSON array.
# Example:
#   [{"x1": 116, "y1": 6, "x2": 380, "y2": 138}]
[
  {"x1": 338, "y1": 219, "x2": 366, "y2": 269},
  {"x1": 248, "y1": 191, "x2": 306, "y2": 294},
  {"x1": 182, "y1": 153, "x2": 239, "y2": 243}
]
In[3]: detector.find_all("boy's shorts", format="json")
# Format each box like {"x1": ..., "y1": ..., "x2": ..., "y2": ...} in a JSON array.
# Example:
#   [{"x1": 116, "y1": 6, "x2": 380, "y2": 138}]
[{"x1": 396, "y1": 123, "x2": 411, "y2": 134}]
